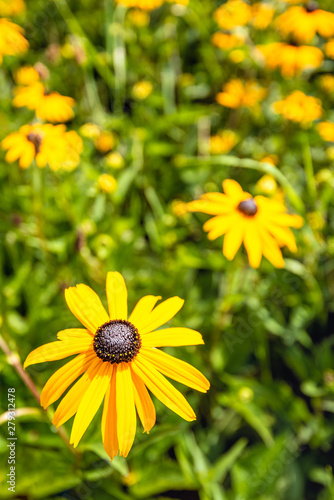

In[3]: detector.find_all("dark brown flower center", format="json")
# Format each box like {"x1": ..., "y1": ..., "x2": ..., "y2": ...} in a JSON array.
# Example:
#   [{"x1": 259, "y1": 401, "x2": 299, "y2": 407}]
[
  {"x1": 305, "y1": 1, "x2": 318, "y2": 12},
  {"x1": 27, "y1": 132, "x2": 42, "y2": 154},
  {"x1": 93, "y1": 320, "x2": 141, "y2": 363},
  {"x1": 238, "y1": 198, "x2": 258, "y2": 216}
]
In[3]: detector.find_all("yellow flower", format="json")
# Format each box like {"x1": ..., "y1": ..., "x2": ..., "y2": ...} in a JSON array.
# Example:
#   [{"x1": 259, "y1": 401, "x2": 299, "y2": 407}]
[
  {"x1": 0, "y1": 0, "x2": 26, "y2": 16},
  {"x1": 214, "y1": 0, "x2": 252, "y2": 30},
  {"x1": 319, "y1": 74, "x2": 334, "y2": 93},
  {"x1": 1, "y1": 124, "x2": 82, "y2": 170},
  {"x1": 274, "y1": 91, "x2": 323, "y2": 126},
  {"x1": 187, "y1": 179, "x2": 303, "y2": 268},
  {"x1": 216, "y1": 79, "x2": 267, "y2": 109},
  {"x1": 210, "y1": 130, "x2": 238, "y2": 154},
  {"x1": 13, "y1": 82, "x2": 75, "y2": 123},
  {"x1": 127, "y1": 9, "x2": 150, "y2": 26},
  {"x1": 105, "y1": 151, "x2": 125, "y2": 169},
  {"x1": 0, "y1": 19, "x2": 28, "y2": 64},
  {"x1": 98, "y1": 174, "x2": 118, "y2": 193},
  {"x1": 260, "y1": 154, "x2": 279, "y2": 166},
  {"x1": 256, "y1": 174, "x2": 278, "y2": 194},
  {"x1": 116, "y1": 0, "x2": 163, "y2": 10},
  {"x1": 257, "y1": 42, "x2": 323, "y2": 77},
  {"x1": 24, "y1": 272, "x2": 209, "y2": 459},
  {"x1": 132, "y1": 81, "x2": 153, "y2": 100},
  {"x1": 251, "y1": 3, "x2": 275, "y2": 30},
  {"x1": 95, "y1": 131, "x2": 115, "y2": 153},
  {"x1": 275, "y1": 4, "x2": 334, "y2": 43},
  {"x1": 324, "y1": 39, "x2": 334, "y2": 59},
  {"x1": 211, "y1": 32, "x2": 245, "y2": 50},
  {"x1": 317, "y1": 122, "x2": 334, "y2": 142},
  {"x1": 14, "y1": 65, "x2": 40, "y2": 85},
  {"x1": 80, "y1": 122, "x2": 101, "y2": 139}
]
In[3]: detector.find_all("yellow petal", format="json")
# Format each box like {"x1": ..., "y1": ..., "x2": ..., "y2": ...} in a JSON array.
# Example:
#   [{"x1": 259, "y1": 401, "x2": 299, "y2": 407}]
[
  {"x1": 140, "y1": 348, "x2": 210, "y2": 393},
  {"x1": 137, "y1": 297, "x2": 184, "y2": 335},
  {"x1": 259, "y1": 226, "x2": 285, "y2": 268},
  {"x1": 204, "y1": 212, "x2": 239, "y2": 240},
  {"x1": 243, "y1": 221, "x2": 262, "y2": 268},
  {"x1": 57, "y1": 328, "x2": 93, "y2": 340},
  {"x1": 264, "y1": 222, "x2": 297, "y2": 252},
  {"x1": 187, "y1": 198, "x2": 233, "y2": 215},
  {"x1": 24, "y1": 338, "x2": 93, "y2": 369},
  {"x1": 142, "y1": 327, "x2": 204, "y2": 348},
  {"x1": 101, "y1": 367, "x2": 118, "y2": 461},
  {"x1": 223, "y1": 218, "x2": 246, "y2": 261},
  {"x1": 131, "y1": 367, "x2": 156, "y2": 433},
  {"x1": 132, "y1": 356, "x2": 196, "y2": 421},
  {"x1": 268, "y1": 212, "x2": 304, "y2": 228},
  {"x1": 128, "y1": 295, "x2": 162, "y2": 332},
  {"x1": 65, "y1": 284, "x2": 109, "y2": 334},
  {"x1": 222, "y1": 179, "x2": 244, "y2": 199},
  {"x1": 116, "y1": 363, "x2": 137, "y2": 457},
  {"x1": 70, "y1": 361, "x2": 113, "y2": 448},
  {"x1": 52, "y1": 357, "x2": 102, "y2": 427},
  {"x1": 40, "y1": 350, "x2": 96, "y2": 409},
  {"x1": 106, "y1": 271, "x2": 128, "y2": 321}
]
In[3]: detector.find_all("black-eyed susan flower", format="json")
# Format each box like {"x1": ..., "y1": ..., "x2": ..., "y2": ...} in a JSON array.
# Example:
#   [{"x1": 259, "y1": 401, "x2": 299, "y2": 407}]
[
  {"x1": 187, "y1": 179, "x2": 303, "y2": 269},
  {"x1": 0, "y1": 0, "x2": 25, "y2": 16},
  {"x1": 251, "y1": 3, "x2": 275, "y2": 30},
  {"x1": 319, "y1": 74, "x2": 334, "y2": 94},
  {"x1": 210, "y1": 130, "x2": 238, "y2": 154},
  {"x1": 216, "y1": 79, "x2": 267, "y2": 110},
  {"x1": 0, "y1": 19, "x2": 28, "y2": 64},
  {"x1": 317, "y1": 121, "x2": 334, "y2": 142},
  {"x1": 14, "y1": 65, "x2": 40, "y2": 85},
  {"x1": 1, "y1": 123, "x2": 82, "y2": 170},
  {"x1": 273, "y1": 91, "x2": 323, "y2": 126},
  {"x1": 24, "y1": 272, "x2": 210, "y2": 459},
  {"x1": 275, "y1": 3, "x2": 334, "y2": 43},
  {"x1": 13, "y1": 82, "x2": 75, "y2": 123},
  {"x1": 257, "y1": 42, "x2": 323, "y2": 77},
  {"x1": 214, "y1": 0, "x2": 252, "y2": 30}
]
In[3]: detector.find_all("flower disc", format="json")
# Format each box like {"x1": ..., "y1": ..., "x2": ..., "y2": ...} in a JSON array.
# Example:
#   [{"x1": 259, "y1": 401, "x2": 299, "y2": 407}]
[{"x1": 94, "y1": 320, "x2": 141, "y2": 363}]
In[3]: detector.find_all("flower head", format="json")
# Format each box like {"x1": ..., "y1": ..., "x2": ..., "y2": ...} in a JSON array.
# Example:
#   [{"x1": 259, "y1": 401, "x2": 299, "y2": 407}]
[
  {"x1": 216, "y1": 79, "x2": 267, "y2": 109},
  {"x1": 13, "y1": 82, "x2": 75, "y2": 123},
  {"x1": 24, "y1": 272, "x2": 210, "y2": 459},
  {"x1": 257, "y1": 42, "x2": 323, "y2": 77},
  {"x1": 275, "y1": 4, "x2": 334, "y2": 43},
  {"x1": 214, "y1": 0, "x2": 252, "y2": 30},
  {"x1": 210, "y1": 130, "x2": 238, "y2": 154},
  {"x1": 98, "y1": 174, "x2": 118, "y2": 193},
  {"x1": 0, "y1": 19, "x2": 28, "y2": 64},
  {"x1": 212, "y1": 32, "x2": 245, "y2": 51},
  {"x1": 317, "y1": 121, "x2": 334, "y2": 142},
  {"x1": 2, "y1": 124, "x2": 82, "y2": 170},
  {"x1": 319, "y1": 74, "x2": 334, "y2": 93},
  {"x1": 187, "y1": 179, "x2": 303, "y2": 268},
  {"x1": 0, "y1": 0, "x2": 26, "y2": 16},
  {"x1": 274, "y1": 91, "x2": 323, "y2": 126},
  {"x1": 251, "y1": 3, "x2": 275, "y2": 30},
  {"x1": 116, "y1": 0, "x2": 163, "y2": 9}
]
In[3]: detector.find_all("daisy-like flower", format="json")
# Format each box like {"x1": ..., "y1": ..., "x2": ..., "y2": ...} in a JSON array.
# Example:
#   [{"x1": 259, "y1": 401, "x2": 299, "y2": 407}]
[
  {"x1": 274, "y1": 91, "x2": 323, "y2": 126},
  {"x1": 187, "y1": 179, "x2": 303, "y2": 268},
  {"x1": 0, "y1": 0, "x2": 25, "y2": 16},
  {"x1": 0, "y1": 19, "x2": 28, "y2": 64},
  {"x1": 1, "y1": 123, "x2": 82, "y2": 170},
  {"x1": 210, "y1": 130, "x2": 238, "y2": 154},
  {"x1": 98, "y1": 174, "x2": 118, "y2": 193},
  {"x1": 24, "y1": 272, "x2": 210, "y2": 459},
  {"x1": 216, "y1": 79, "x2": 267, "y2": 110},
  {"x1": 251, "y1": 3, "x2": 275, "y2": 30},
  {"x1": 317, "y1": 121, "x2": 334, "y2": 142},
  {"x1": 257, "y1": 42, "x2": 323, "y2": 77},
  {"x1": 13, "y1": 82, "x2": 75, "y2": 123},
  {"x1": 275, "y1": 3, "x2": 334, "y2": 43},
  {"x1": 214, "y1": 0, "x2": 252, "y2": 30}
]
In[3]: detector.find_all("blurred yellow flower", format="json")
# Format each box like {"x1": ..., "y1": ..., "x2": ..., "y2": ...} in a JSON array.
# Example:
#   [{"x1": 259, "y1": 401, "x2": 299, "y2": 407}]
[
  {"x1": 228, "y1": 49, "x2": 246, "y2": 63},
  {"x1": 317, "y1": 122, "x2": 334, "y2": 142},
  {"x1": 216, "y1": 79, "x2": 266, "y2": 109},
  {"x1": 171, "y1": 199, "x2": 189, "y2": 217},
  {"x1": 251, "y1": 3, "x2": 275, "y2": 29},
  {"x1": 214, "y1": 0, "x2": 252, "y2": 30},
  {"x1": 260, "y1": 154, "x2": 279, "y2": 166},
  {"x1": 256, "y1": 175, "x2": 278, "y2": 194},
  {"x1": 13, "y1": 82, "x2": 75, "y2": 123},
  {"x1": 187, "y1": 179, "x2": 303, "y2": 268},
  {"x1": 105, "y1": 151, "x2": 125, "y2": 169},
  {"x1": 80, "y1": 122, "x2": 101, "y2": 139},
  {"x1": 132, "y1": 81, "x2": 153, "y2": 100},
  {"x1": 127, "y1": 9, "x2": 150, "y2": 26},
  {"x1": 95, "y1": 131, "x2": 115, "y2": 153},
  {"x1": 319, "y1": 74, "x2": 334, "y2": 93},
  {"x1": 1, "y1": 124, "x2": 82, "y2": 171},
  {"x1": 276, "y1": 5, "x2": 334, "y2": 43},
  {"x1": 211, "y1": 32, "x2": 245, "y2": 50},
  {"x1": 324, "y1": 39, "x2": 334, "y2": 59},
  {"x1": 210, "y1": 130, "x2": 238, "y2": 154},
  {"x1": 0, "y1": 0, "x2": 25, "y2": 16},
  {"x1": 257, "y1": 42, "x2": 323, "y2": 77},
  {"x1": 0, "y1": 19, "x2": 28, "y2": 64},
  {"x1": 14, "y1": 65, "x2": 40, "y2": 85},
  {"x1": 274, "y1": 91, "x2": 323, "y2": 126},
  {"x1": 24, "y1": 272, "x2": 209, "y2": 460},
  {"x1": 116, "y1": 0, "x2": 163, "y2": 10},
  {"x1": 98, "y1": 174, "x2": 118, "y2": 193}
]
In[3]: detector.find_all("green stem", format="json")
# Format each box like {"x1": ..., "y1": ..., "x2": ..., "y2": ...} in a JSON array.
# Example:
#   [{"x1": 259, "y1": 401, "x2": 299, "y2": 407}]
[
  {"x1": 302, "y1": 133, "x2": 316, "y2": 203},
  {"x1": 175, "y1": 155, "x2": 305, "y2": 213}
]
